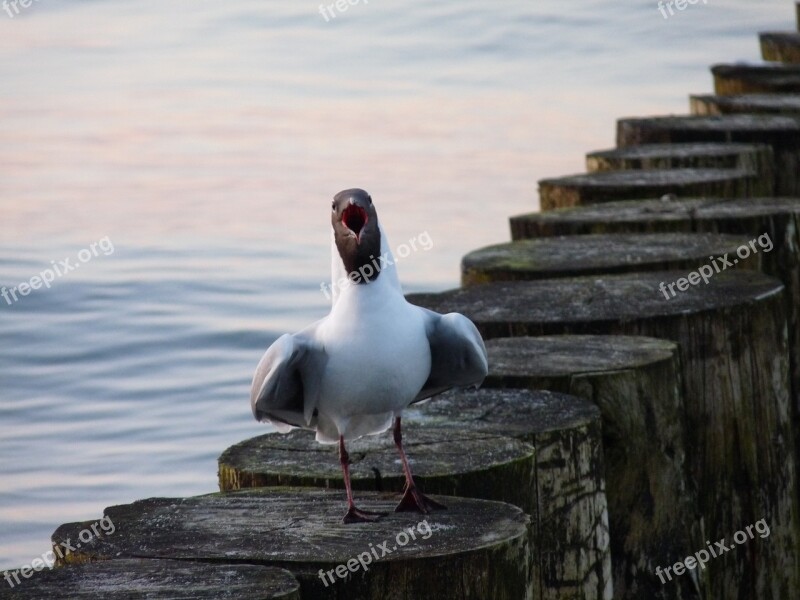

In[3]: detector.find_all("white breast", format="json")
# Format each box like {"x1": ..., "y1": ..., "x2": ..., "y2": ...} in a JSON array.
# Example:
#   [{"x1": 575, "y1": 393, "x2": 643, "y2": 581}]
[{"x1": 315, "y1": 277, "x2": 431, "y2": 440}]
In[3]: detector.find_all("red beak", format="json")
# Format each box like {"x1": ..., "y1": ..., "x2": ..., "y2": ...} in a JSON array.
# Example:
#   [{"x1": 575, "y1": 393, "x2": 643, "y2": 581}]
[{"x1": 342, "y1": 204, "x2": 368, "y2": 243}]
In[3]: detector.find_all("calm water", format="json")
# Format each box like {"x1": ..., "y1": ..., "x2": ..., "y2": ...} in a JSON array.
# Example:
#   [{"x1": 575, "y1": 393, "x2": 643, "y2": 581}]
[{"x1": 0, "y1": 0, "x2": 790, "y2": 571}]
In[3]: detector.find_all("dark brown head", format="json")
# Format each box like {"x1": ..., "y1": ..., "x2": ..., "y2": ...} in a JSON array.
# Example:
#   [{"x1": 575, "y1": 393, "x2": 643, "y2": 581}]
[{"x1": 331, "y1": 188, "x2": 381, "y2": 283}]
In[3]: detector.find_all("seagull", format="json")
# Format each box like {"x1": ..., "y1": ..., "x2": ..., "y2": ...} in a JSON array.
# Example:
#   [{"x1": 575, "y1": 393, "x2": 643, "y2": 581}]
[{"x1": 250, "y1": 188, "x2": 488, "y2": 523}]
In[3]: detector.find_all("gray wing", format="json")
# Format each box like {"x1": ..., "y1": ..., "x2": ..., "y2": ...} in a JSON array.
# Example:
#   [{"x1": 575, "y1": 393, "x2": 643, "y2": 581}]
[
  {"x1": 415, "y1": 308, "x2": 489, "y2": 402},
  {"x1": 250, "y1": 329, "x2": 325, "y2": 431}
]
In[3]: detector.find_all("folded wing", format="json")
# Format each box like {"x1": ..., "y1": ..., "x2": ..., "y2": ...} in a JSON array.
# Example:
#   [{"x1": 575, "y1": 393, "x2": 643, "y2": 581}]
[
  {"x1": 415, "y1": 309, "x2": 489, "y2": 402},
  {"x1": 250, "y1": 330, "x2": 324, "y2": 431}
]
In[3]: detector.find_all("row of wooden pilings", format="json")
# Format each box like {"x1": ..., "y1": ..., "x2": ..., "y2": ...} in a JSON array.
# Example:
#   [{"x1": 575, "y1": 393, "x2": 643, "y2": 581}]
[{"x1": 7, "y1": 4, "x2": 800, "y2": 600}]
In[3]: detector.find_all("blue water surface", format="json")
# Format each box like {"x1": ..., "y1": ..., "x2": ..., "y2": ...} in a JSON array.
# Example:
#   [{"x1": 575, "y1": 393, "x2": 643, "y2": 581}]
[{"x1": 0, "y1": 0, "x2": 790, "y2": 570}]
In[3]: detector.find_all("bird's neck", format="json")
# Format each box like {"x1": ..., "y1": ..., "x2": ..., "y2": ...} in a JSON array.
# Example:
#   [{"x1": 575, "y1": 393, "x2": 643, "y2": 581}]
[{"x1": 330, "y1": 224, "x2": 403, "y2": 306}]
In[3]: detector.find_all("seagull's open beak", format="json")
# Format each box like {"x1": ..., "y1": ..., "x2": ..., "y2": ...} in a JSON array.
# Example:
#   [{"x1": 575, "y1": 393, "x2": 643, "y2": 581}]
[{"x1": 342, "y1": 204, "x2": 368, "y2": 244}]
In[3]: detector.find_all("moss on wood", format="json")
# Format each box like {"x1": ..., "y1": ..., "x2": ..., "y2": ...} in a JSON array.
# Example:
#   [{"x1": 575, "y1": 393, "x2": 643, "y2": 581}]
[{"x1": 460, "y1": 232, "x2": 758, "y2": 286}]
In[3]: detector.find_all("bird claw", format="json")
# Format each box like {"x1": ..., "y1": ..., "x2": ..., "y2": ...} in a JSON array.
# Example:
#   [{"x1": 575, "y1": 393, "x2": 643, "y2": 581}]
[
  {"x1": 394, "y1": 486, "x2": 447, "y2": 513},
  {"x1": 342, "y1": 506, "x2": 387, "y2": 524}
]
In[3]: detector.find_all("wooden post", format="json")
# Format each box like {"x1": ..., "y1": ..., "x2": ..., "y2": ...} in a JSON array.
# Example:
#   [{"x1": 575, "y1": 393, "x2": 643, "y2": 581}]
[
  {"x1": 220, "y1": 389, "x2": 613, "y2": 600},
  {"x1": 408, "y1": 388, "x2": 612, "y2": 600},
  {"x1": 538, "y1": 168, "x2": 764, "y2": 211},
  {"x1": 461, "y1": 232, "x2": 759, "y2": 286},
  {"x1": 760, "y1": 32, "x2": 800, "y2": 63},
  {"x1": 509, "y1": 200, "x2": 800, "y2": 385},
  {"x1": 690, "y1": 93, "x2": 800, "y2": 116},
  {"x1": 509, "y1": 196, "x2": 800, "y2": 518},
  {"x1": 483, "y1": 335, "x2": 697, "y2": 600},
  {"x1": 711, "y1": 64, "x2": 800, "y2": 95},
  {"x1": 408, "y1": 270, "x2": 799, "y2": 599},
  {"x1": 0, "y1": 559, "x2": 301, "y2": 600},
  {"x1": 51, "y1": 490, "x2": 534, "y2": 600},
  {"x1": 616, "y1": 114, "x2": 800, "y2": 195},
  {"x1": 586, "y1": 142, "x2": 774, "y2": 192}
]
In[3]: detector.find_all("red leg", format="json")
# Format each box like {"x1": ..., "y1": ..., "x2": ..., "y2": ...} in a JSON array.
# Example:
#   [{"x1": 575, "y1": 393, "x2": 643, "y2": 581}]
[
  {"x1": 339, "y1": 435, "x2": 385, "y2": 524},
  {"x1": 393, "y1": 417, "x2": 446, "y2": 513}
]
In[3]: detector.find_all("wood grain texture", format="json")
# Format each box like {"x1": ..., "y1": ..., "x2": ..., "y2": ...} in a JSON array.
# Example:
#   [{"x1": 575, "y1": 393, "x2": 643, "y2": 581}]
[
  {"x1": 615, "y1": 114, "x2": 800, "y2": 195},
  {"x1": 483, "y1": 335, "x2": 697, "y2": 600},
  {"x1": 409, "y1": 388, "x2": 611, "y2": 600},
  {"x1": 538, "y1": 168, "x2": 764, "y2": 211},
  {"x1": 408, "y1": 269, "x2": 799, "y2": 599},
  {"x1": 220, "y1": 388, "x2": 613, "y2": 600},
  {"x1": 219, "y1": 428, "x2": 537, "y2": 526},
  {"x1": 760, "y1": 32, "x2": 800, "y2": 63},
  {"x1": 712, "y1": 63, "x2": 800, "y2": 95},
  {"x1": 585, "y1": 142, "x2": 774, "y2": 193},
  {"x1": 0, "y1": 560, "x2": 300, "y2": 600},
  {"x1": 690, "y1": 93, "x2": 800, "y2": 116},
  {"x1": 50, "y1": 489, "x2": 533, "y2": 600},
  {"x1": 508, "y1": 198, "x2": 800, "y2": 488}
]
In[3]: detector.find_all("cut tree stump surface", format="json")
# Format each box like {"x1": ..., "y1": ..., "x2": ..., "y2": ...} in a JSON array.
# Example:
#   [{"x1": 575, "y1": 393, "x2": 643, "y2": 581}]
[
  {"x1": 690, "y1": 93, "x2": 800, "y2": 115},
  {"x1": 483, "y1": 335, "x2": 696, "y2": 600},
  {"x1": 0, "y1": 560, "x2": 300, "y2": 600},
  {"x1": 51, "y1": 489, "x2": 534, "y2": 600},
  {"x1": 484, "y1": 334, "x2": 676, "y2": 385},
  {"x1": 712, "y1": 63, "x2": 800, "y2": 94},
  {"x1": 219, "y1": 427, "x2": 536, "y2": 523},
  {"x1": 760, "y1": 32, "x2": 800, "y2": 63},
  {"x1": 538, "y1": 168, "x2": 762, "y2": 210},
  {"x1": 461, "y1": 232, "x2": 756, "y2": 285},
  {"x1": 408, "y1": 270, "x2": 784, "y2": 335}
]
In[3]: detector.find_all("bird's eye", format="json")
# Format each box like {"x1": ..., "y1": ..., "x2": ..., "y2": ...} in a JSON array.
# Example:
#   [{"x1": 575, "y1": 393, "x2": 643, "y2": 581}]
[
  {"x1": 367, "y1": 195, "x2": 372, "y2": 204},
  {"x1": 331, "y1": 202, "x2": 336, "y2": 211}
]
